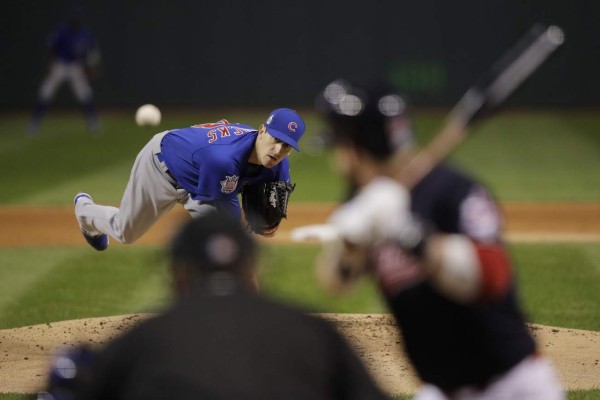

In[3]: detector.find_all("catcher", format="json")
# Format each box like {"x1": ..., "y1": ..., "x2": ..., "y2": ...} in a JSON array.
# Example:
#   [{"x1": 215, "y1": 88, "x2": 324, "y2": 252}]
[{"x1": 73, "y1": 108, "x2": 305, "y2": 251}]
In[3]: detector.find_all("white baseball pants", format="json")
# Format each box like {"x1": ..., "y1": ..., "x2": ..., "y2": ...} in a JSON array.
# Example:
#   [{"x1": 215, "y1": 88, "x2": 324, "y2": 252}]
[
  {"x1": 414, "y1": 355, "x2": 564, "y2": 400},
  {"x1": 39, "y1": 61, "x2": 93, "y2": 102}
]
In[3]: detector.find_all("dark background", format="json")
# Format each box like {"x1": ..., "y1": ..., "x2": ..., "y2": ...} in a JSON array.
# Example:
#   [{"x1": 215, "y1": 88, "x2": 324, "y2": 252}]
[{"x1": 1, "y1": 0, "x2": 597, "y2": 109}]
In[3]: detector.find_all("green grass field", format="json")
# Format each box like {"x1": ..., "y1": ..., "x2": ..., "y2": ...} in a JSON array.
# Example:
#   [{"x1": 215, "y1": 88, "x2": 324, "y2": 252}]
[
  {"x1": 1, "y1": 109, "x2": 599, "y2": 204},
  {"x1": 0, "y1": 109, "x2": 598, "y2": 398},
  {"x1": 1, "y1": 243, "x2": 599, "y2": 331}
]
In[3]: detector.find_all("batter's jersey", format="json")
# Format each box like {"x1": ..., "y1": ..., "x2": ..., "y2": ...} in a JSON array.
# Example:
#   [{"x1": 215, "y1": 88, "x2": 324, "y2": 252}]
[
  {"x1": 160, "y1": 120, "x2": 291, "y2": 217},
  {"x1": 49, "y1": 24, "x2": 97, "y2": 63},
  {"x1": 82, "y1": 290, "x2": 387, "y2": 400},
  {"x1": 383, "y1": 164, "x2": 536, "y2": 391}
]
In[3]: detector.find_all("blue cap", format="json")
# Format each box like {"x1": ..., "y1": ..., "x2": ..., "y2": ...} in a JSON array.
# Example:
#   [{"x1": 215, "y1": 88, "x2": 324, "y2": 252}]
[{"x1": 264, "y1": 108, "x2": 305, "y2": 151}]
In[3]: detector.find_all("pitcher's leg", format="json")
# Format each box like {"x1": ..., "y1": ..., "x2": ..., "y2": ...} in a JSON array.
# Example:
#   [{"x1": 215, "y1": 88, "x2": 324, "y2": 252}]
[
  {"x1": 74, "y1": 193, "x2": 110, "y2": 251},
  {"x1": 75, "y1": 196, "x2": 118, "y2": 237},
  {"x1": 75, "y1": 132, "x2": 179, "y2": 244}
]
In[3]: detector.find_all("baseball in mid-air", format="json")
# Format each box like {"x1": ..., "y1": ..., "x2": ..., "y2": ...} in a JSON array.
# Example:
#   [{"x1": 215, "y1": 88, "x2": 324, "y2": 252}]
[{"x1": 135, "y1": 104, "x2": 161, "y2": 127}]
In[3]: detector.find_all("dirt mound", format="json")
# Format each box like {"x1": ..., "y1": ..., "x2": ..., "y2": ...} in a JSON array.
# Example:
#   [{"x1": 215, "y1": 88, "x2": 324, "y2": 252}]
[{"x1": 1, "y1": 314, "x2": 598, "y2": 395}]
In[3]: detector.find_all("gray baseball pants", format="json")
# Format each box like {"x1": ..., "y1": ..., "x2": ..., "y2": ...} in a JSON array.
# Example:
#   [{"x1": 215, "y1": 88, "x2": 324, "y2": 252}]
[{"x1": 75, "y1": 131, "x2": 213, "y2": 244}]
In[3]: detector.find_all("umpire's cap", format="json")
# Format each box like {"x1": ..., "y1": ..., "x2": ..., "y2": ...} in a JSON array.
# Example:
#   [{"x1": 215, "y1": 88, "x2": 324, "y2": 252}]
[
  {"x1": 170, "y1": 212, "x2": 256, "y2": 275},
  {"x1": 317, "y1": 79, "x2": 415, "y2": 159}
]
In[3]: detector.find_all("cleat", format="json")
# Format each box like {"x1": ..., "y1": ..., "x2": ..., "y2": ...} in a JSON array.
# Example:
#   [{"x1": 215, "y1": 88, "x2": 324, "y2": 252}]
[
  {"x1": 80, "y1": 229, "x2": 109, "y2": 251},
  {"x1": 74, "y1": 193, "x2": 92, "y2": 206},
  {"x1": 74, "y1": 193, "x2": 109, "y2": 251}
]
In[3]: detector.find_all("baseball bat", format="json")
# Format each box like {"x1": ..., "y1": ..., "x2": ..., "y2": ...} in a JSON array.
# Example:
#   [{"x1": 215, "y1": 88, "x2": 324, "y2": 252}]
[
  {"x1": 398, "y1": 24, "x2": 564, "y2": 189},
  {"x1": 292, "y1": 24, "x2": 565, "y2": 294},
  {"x1": 292, "y1": 23, "x2": 565, "y2": 244}
]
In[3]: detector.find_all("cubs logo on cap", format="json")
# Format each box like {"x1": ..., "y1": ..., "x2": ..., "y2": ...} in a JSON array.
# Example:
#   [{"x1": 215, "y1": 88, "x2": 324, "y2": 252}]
[{"x1": 264, "y1": 108, "x2": 306, "y2": 151}]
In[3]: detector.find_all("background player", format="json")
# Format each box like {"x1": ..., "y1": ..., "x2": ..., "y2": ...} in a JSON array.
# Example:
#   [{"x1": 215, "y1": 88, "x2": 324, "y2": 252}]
[
  {"x1": 316, "y1": 80, "x2": 564, "y2": 399},
  {"x1": 41, "y1": 213, "x2": 388, "y2": 400},
  {"x1": 28, "y1": 10, "x2": 101, "y2": 133},
  {"x1": 74, "y1": 108, "x2": 305, "y2": 251}
]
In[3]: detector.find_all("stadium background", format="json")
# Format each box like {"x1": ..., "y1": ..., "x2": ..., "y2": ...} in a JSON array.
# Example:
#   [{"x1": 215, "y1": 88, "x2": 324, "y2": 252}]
[
  {"x1": 0, "y1": 1, "x2": 599, "y2": 399},
  {"x1": 1, "y1": 0, "x2": 598, "y2": 108}
]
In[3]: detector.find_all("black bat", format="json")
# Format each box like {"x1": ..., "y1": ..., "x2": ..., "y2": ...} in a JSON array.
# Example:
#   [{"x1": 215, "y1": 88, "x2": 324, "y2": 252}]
[
  {"x1": 302, "y1": 24, "x2": 565, "y2": 293},
  {"x1": 398, "y1": 24, "x2": 565, "y2": 188}
]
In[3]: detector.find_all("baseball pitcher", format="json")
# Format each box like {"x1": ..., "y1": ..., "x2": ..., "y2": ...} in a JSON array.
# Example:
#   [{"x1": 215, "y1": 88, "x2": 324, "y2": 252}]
[{"x1": 74, "y1": 108, "x2": 304, "y2": 251}]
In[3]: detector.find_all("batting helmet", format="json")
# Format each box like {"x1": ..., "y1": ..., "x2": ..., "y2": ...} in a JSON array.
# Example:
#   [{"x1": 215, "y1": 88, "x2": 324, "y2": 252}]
[{"x1": 317, "y1": 79, "x2": 415, "y2": 159}]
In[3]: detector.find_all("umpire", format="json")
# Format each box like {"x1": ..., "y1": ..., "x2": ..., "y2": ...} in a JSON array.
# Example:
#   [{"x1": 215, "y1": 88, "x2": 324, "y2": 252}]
[
  {"x1": 70, "y1": 212, "x2": 387, "y2": 400},
  {"x1": 317, "y1": 80, "x2": 564, "y2": 400}
]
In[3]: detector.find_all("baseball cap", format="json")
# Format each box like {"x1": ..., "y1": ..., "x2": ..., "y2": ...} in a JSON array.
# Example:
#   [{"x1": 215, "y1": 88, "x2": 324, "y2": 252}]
[
  {"x1": 170, "y1": 213, "x2": 256, "y2": 275},
  {"x1": 264, "y1": 108, "x2": 306, "y2": 151}
]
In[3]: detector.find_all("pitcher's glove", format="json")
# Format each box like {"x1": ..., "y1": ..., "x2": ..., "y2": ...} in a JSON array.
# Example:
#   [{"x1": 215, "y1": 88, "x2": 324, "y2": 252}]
[{"x1": 241, "y1": 181, "x2": 295, "y2": 236}]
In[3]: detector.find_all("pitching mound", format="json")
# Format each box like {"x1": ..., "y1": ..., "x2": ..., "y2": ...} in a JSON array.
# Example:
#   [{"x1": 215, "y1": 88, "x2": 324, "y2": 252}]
[{"x1": 1, "y1": 314, "x2": 599, "y2": 395}]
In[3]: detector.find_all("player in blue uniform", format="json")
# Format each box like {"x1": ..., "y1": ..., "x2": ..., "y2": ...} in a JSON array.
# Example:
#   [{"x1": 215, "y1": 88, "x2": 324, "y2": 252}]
[
  {"x1": 316, "y1": 81, "x2": 564, "y2": 399},
  {"x1": 29, "y1": 12, "x2": 101, "y2": 133},
  {"x1": 74, "y1": 108, "x2": 305, "y2": 252}
]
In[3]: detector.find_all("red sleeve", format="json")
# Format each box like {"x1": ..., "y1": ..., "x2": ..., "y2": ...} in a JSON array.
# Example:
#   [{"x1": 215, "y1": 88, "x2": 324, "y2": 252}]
[
  {"x1": 473, "y1": 241, "x2": 512, "y2": 302},
  {"x1": 458, "y1": 186, "x2": 511, "y2": 302}
]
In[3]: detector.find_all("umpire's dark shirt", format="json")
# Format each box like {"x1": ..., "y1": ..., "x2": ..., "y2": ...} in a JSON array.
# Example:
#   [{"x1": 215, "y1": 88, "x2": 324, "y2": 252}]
[
  {"x1": 84, "y1": 289, "x2": 387, "y2": 400},
  {"x1": 388, "y1": 164, "x2": 536, "y2": 391}
]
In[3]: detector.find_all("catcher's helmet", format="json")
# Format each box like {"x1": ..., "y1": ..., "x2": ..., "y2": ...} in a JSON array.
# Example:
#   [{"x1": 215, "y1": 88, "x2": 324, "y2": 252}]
[{"x1": 317, "y1": 79, "x2": 415, "y2": 159}]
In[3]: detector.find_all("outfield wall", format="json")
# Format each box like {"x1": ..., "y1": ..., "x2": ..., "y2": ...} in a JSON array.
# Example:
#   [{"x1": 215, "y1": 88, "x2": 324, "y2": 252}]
[{"x1": 1, "y1": 0, "x2": 597, "y2": 108}]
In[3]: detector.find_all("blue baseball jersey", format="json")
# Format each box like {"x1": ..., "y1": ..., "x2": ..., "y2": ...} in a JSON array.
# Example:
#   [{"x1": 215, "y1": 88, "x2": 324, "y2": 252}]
[
  {"x1": 160, "y1": 120, "x2": 291, "y2": 217},
  {"x1": 49, "y1": 24, "x2": 97, "y2": 63}
]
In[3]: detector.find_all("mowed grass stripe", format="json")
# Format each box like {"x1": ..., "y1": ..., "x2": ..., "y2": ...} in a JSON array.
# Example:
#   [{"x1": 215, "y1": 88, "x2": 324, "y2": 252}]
[
  {"x1": 452, "y1": 114, "x2": 600, "y2": 201},
  {"x1": 0, "y1": 248, "x2": 81, "y2": 315},
  {"x1": 0, "y1": 115, "x2": 150, "y2": 204},
  {"x1": 259, "y1": 245, "x2": 387, "y2": 314},
  {"x1": 0, "y1": 243, "x2": 599, "y2": 331},
  {"x1": 512, "y1": 242, "x2": 600, "y2": 331},
  {"x1": 0, "y1": 247, "x2": 168, "y2": 329},
  {"x1": 20, "y1": 161, "x2": 134, "y2": 206},
  {"x1": 1, "y1": 111, "x2": 600, "y2": 204}
]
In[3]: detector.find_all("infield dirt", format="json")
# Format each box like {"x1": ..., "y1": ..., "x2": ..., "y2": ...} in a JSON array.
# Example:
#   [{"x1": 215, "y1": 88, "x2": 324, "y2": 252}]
[{"x1": 1, "y1": 202, "x2": 599, "y2": 247}]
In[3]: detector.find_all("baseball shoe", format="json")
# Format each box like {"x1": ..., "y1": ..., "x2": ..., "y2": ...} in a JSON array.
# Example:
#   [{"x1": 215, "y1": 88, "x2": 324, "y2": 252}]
[{"x1": 74, "y1": 193, "x2": 109, "y2": 251}]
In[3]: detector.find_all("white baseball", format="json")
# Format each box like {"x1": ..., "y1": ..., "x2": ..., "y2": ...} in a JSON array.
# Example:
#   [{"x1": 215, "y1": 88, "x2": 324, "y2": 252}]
[{"x1": 135, "y1": 104, "x2": 161, "y2": 127}]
